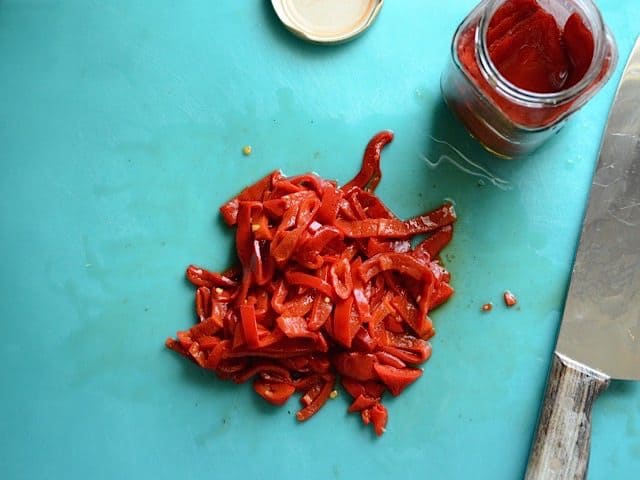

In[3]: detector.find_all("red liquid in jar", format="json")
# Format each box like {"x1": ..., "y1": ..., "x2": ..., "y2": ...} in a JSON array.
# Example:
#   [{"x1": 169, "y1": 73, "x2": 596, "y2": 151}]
[{"x1": 458, "y1": 0, "x2": 595, "y2": 127}]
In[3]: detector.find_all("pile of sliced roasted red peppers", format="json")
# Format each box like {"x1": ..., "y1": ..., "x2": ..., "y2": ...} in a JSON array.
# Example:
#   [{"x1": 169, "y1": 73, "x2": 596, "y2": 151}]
[{"x1": 166, "y1": 131, "x2": 456, "y2": 436}]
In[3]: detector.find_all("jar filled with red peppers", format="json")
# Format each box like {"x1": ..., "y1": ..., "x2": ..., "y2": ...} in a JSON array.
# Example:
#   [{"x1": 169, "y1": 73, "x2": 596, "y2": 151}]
[{"x1": 441, "y1": 0, "x2": 618, "y2": 158}]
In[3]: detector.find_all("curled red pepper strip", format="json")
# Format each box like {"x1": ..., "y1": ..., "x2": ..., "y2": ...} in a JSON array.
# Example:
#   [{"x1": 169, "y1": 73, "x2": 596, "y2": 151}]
[
  {"x1": 186, "y1": 265, "x2": 237, "y2": 289},
  {"x1": 336, "y1": 209, "x2": 456, "y2": 239},
  {"x1": 414, "y1": 225, "x2": 454, "y2": 260},
  {"x1": 167, "y1": 131, "x2": 456, "y2": 436},
  {"x1": 359, "y1": 253, "x2": 435, "y2": 284},
  {"x1": 343, "y1": 131, "x2": 394, "y2": 192},
  {"x1": 315, "y1": 184, "x2": 344, "y2": 225},
  {"x1": 232, "y1": 362, "x2": 293, "y2": 385},
  {"x1": 220, "y1": 171, "x2": 281, "y2": 226},
  {"x1": 284, "y1": 271, "x2": 334, "y2": 298},
  {"x1": 276, "y1": 315, "x2": 317, "y2": 340},
  {"x1": 195, "y1": 287, "x2": 211, "y2": 322},
  {"x1": 330, "y1": 257, "x2": 353, "y2": 300},
  {"x1": 295, "y1": 375, "x2": 335, "y2": 421}
]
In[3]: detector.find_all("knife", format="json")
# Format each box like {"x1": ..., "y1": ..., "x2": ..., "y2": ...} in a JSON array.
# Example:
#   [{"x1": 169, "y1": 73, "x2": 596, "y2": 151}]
[{"x1": 525, "y1": 37, "x2": 640, "y2": 480}]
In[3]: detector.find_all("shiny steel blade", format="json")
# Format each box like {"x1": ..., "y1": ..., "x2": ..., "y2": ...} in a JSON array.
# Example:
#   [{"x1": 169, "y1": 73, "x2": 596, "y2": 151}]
[{"x1": 556, "y1": 37, "x2": 640, "y2": 381}]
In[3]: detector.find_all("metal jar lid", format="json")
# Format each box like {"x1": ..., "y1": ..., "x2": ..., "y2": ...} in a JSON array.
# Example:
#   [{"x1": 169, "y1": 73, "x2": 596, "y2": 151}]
[{"x1": 271, "y1": 0, "x2": 384, "y2": 44}]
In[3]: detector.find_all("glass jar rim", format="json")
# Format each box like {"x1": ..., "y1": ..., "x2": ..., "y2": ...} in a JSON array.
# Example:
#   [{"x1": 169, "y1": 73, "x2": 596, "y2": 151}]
[{"x1": 477, "y1": 0, "x2": 608, "y2": 106}]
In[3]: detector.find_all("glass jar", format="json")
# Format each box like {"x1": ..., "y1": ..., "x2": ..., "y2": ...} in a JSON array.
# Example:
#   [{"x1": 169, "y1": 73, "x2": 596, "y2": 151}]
[{"x1": 441, "y1": 0, "x2": 618, "y2": 158}]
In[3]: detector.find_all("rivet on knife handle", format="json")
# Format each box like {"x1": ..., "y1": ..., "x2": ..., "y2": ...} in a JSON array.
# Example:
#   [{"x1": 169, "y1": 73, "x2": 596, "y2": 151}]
[{"x1": 524, "y1": 353, "x2": 610, "y2": 480}]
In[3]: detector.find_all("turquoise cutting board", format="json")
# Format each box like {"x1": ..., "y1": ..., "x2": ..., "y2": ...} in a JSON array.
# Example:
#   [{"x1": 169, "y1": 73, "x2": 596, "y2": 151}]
[{"x1": 1, "y1": 1, "x2": 638, "y2": 479}]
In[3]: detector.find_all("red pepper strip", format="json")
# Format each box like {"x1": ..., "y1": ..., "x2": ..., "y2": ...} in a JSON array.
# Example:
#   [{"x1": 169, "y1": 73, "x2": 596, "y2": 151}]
[
  {"x1": 375, "y1": 351, "x2": 406, "y2": 369},
  {"x1": 228, "y1": 338, "x2": 316, "y2": 359},
  {"x1": 263, "y1": 190, "x2": 316, "y2": 219},
  {"x1": 367, "y1": 293, "x2": 394, "y2": 346},
  {"x1": 220, "y1": 171, "x2": 280, "y2": 226},
  {"x1": 186, "y1": 265, "x2": 237, "y2": 289},
  {"x1": 281, "y1": 293, "x2": 315, "y2": 317},
  {"x1": 430, "y1": 282, "x2": 454, "y2": 310},
  {"x1": 296, "y1": 226, "x2": 343, "y2": 269},
  {"x1": 288, "y1": 173, "x2": 325, "y2": 195},
  {"x1": 352, "y1": 189, "x2": 396, "y2": 219},
  {"x1": 276, "y1": 316, "x2": 317, "y2": 340},
  {"x1": 284, "y1": 271, "x2": 334, "y2": 298},
  {"x1": 309, "y1": 355, "x2": 331, "y2": 374},
  {"x1": 187, "y1": 315, "x2": 224, "y2": 339},
  {"x1": 271, "y1": 198, "x2": 320, "y2": 264},
  {"x1": 360, "y1": 253, "x2": 434, "y2": 284},
  {"x1": 384, "y1": 315, "x2": 405, "y2": 334},
  {"x1": 232, "y1": 318, "x2": 246, "y2": 349},
  {"x1": 222, "y1": 309, "x2": 237, "y2": 339},
  {"x1": 365, "y1": 238, "x2": 412, "y2": 256},
  {"x1": 165, "y1": 337, "x2": 189, "y2": 357},
  {"x1": 296, "y1": 375, "x2": 335, "y2": 421},
  {"x1": 341, "y1": 377, "x2": 386, "y2": 400},
  {"x1": 391, "y1": 294, "x2": 433, "y2": 338},
  {"x1": 307, "y1": 295, "x2": 333, "y2": 331},
  {"x1": 292, "y1": 374, "x2": 323, "y2": 392},
  {"x1": 195, "y1": 287, "x2": 211, "y2": 321},
  {"x1": 197, "y1": 336, "x2": 220, "y2": 350},
  {"x1": 343, "y1": 131, "x2": 394, "y2": 192},
  {"x1": 330, "y1": 257, "x2": 353, "y2": 300},
  {"x1": 300, "y1": 383, "x2": 323, "y2": 407},
  {"x1": 368, "y1": 402, "x2": 388, "y2": 436},
  {"x1": 333, "y1": 352, "x2": 378, "y2": 382},
  {"x1": 346, "y1": 189, "x2": 369, "y2": 220},
  {"x1": 351, "y1": 257, "x2": 370, "y2": 321},
  {"x1": 205, "y1": 339, "x2": 231, "y2": 370},
  {"x1": 240, "y1": 304, "x2": 260, "y2": 349},
  {"x1": 331, "y1": 296, "x2": 357, "y2": 348},
  {"x1": 271, "y1": 178, "x2": 304, "y2": 197},
  {"x1": 415, "y1": 225, "x2": 453, "y2": 260},
  {"x1": 315, "y1": 183, "x2": 344, "y2": 225},
  {"x1": 232, "y1": 362, "x2": 293, "y2": 384},
  {"x1": 270, "y1": 279, "x2": 288, "y2": 314},
  {"x1": 253, "y1": 379, "x2": 296, "y2": 406},
  {"x1": 381, "y1": 343, "x2": 432, "y2": 365},
  {"x1": 250, "y1": 240, "x2": 270, "y2": 286},
  {"x1": 373, "y1": 363, "x2": 423, "y2": 396},
  {"x1": 236, "y1": 201, "x2": 263, "y2": 272},
  {"x1": 348, "y1": 394, "x2": 378, "y2": 412},
  {"x1": 314, "y1": 331, "x2": 329, "y2": 353},
  {"x1": 336, "y1": 206, "x2": 456, "y2": 239},
  {"x1": 188, "y1": 343, "x2": 206, "y2": 367},
  {"x1": 216, "y1": 359, "x2": 248, "y2": 379},
  {"x1": 352, "y1": 326, "x2": 377, "y2": 353}
]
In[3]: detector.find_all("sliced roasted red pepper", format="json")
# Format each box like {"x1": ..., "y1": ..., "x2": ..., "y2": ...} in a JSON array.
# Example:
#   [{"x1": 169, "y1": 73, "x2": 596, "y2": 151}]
[
  {"x1": 167, "y1": 131, "x2": 457, "y2": 437},
  {"x1": 373, "y1": 363, "x2": 422, "y2": 396},
  {"x1": 253, "y1": 379, "x2": 296, "y2": 406},
  {"x1": 343, "y1": 131, "x2": 394, "y2": 192}
]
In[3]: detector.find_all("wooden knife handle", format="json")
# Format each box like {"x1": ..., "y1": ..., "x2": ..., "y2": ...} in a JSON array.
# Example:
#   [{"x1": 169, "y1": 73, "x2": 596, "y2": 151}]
[{"x1": 525, "y1": 352, "x2": 610, "y2": 480}]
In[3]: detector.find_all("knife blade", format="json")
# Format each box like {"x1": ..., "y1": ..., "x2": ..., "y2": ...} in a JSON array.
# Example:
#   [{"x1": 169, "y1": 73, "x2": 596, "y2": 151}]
[{"x1": 525, "y1": 37, "x2": 640, "y2": 480}]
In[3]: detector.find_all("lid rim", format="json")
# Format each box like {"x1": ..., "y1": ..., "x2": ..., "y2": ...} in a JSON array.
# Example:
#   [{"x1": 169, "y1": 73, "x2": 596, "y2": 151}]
[{"x1": 271, "y1": 0, "x2": 384, "y2": 45}]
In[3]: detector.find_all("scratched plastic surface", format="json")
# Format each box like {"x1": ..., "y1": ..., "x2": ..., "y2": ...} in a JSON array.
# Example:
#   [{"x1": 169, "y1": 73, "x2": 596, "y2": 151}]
[{"x1": 0, "y1": 1, "x2": 638, "y2": 479}]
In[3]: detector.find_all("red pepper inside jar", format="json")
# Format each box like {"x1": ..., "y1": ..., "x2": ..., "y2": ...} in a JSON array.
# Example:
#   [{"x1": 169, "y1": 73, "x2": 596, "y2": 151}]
[{"x1": 441, "y1": 0, "x2": 617, "y2": 158}]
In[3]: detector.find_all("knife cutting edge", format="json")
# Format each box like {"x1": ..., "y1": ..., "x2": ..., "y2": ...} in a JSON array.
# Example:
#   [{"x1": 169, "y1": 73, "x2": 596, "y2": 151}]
[{"x1": 525, "y1": 37, "x2": 640, "y2": 480}]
